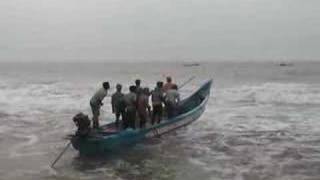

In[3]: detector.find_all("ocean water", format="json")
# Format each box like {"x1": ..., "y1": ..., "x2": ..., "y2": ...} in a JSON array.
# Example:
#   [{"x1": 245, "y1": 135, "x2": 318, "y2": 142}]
[{"x1": 0, "y1": 61, "x2": 320, "y2": 180}]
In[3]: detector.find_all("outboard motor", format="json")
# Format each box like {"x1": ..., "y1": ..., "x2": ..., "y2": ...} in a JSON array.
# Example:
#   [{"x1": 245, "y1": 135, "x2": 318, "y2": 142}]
[{"x1": 73, "y1": 112, "x2": 91, "y2": 137}]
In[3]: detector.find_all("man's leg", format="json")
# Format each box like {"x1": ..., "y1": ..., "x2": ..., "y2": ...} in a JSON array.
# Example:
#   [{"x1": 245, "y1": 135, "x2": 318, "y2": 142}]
[
  {"x1": 164, "y1": 102, "x2": 169, "y2": 118},
  {"x1": 139, "y1": 112, "x2": 146, "y2": 128},
  {"x1": 120, "y1": 110, "x2": 126, "y2": 127},
  {"x1": 123, "y1": 110, "x2": 128, "y2": 129},
  {"x1": 91, "y1": 104, "x2": 100, "y2": 129},
  {"x1": 129, "y1": 109, "x2": 136, "y2": 129},
  {"x1": 151, "y1": 105, "x2": 156, "y2": 125},
  {"x1": 92, "y1": 110, "x2": 99, "y2": 129},
  {"x1": 124, "y1": 109, "x2": 133, "y2": 129},
  {"x1": 154, "y1": 105, "x2": 159, "y2": 124},
  {"x1": 167, "y1": 103, "x2": 173, "y2": 118},
  {"x1": 115, "y1": 112, "x2": 120, "y2": 128},
  {"x1": 172, "y1": 104, "x2": 178, "y2": 117},
  {"x1": 157, "y1": 105, "x2": 163, "y2": 123},
  {"x1": 93, "y1": 118, "x2": 99, "y2": 129}
]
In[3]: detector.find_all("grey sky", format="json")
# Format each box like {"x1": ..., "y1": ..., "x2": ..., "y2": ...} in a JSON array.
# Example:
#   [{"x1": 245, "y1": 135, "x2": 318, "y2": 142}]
[{"x1": 0, "y1": 0, "x2": 319, "y2": 62}]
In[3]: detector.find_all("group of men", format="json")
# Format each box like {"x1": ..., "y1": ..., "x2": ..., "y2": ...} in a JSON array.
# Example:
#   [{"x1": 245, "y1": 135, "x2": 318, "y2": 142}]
[{"x1": 89, "y1": 77, "x2": 180, "y2": 129}]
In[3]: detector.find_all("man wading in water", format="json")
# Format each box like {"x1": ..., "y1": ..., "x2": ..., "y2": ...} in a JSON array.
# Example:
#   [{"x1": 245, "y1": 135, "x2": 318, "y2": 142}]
[{"x1": 90, "y1": 82, "x2": 110, "y2": 129}]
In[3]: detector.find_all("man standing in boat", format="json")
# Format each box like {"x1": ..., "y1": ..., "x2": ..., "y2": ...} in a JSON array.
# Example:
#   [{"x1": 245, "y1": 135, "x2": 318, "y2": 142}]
[
  {"x1": 163, "y1": 76, "x2": 174, "y2": 92},
  {"x1": 165, "y1": 84, "x2": 180, "y2": 118},
  {"x1": 90, "y1": 82, "x2": 110, "y2": 129},
  {"x1": 135, "y1": 79, "x2": 143, "y2": 96},
  {"x1": 137, "y1": 87, "x2": 151, "y2": 128},
  {"x1": 163, "y1": 76, "x2": 175, "y2": 117},
  {"x1": 151, "y1": 81, "x2": 164, "y2": 124},
  {"x1": 111, "y1": 84, "x2": 125, "y2": 128},
  {"x1": 123, "y1": 85, "x2": 137, "y2": 129}
]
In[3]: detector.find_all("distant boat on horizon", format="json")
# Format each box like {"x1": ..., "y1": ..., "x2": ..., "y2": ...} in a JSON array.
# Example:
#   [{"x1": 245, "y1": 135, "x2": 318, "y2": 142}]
[
  {"x1": 183, "y1": 63, "x2": 200, "y2": 67},
  {"x1": 279, "y1": 62, "x2": 294, "y2": 67}
]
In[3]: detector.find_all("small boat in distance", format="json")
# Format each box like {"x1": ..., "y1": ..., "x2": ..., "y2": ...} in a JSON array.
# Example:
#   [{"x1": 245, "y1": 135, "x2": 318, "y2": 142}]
[
  {"x1": 279, "y1": 62, "x2": 294, "y2": 67},
  {"x1": 71, "y1": 80, "x2": 213, "y2": 156},
  {"x1": 183, "y1": 63, "x2": 201, "y2": 67}
]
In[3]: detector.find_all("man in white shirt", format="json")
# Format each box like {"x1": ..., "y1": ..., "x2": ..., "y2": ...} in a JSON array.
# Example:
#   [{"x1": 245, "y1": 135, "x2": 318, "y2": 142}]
[
  {"x1": 90, "y1": 82, "x2": 110, "y2": 129},
  {"x1": 123, "y1": 86, "x2": 137, "y2": 129}
]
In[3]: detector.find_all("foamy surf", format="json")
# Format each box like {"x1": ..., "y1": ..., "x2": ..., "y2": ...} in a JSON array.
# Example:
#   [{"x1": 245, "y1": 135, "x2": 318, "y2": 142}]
[
  {"x1": 219, "y1": 83, "x2": 320, "y2": 105},
  {"x1": 0, "y1": 61, "x2": 320, "y2": 180}
]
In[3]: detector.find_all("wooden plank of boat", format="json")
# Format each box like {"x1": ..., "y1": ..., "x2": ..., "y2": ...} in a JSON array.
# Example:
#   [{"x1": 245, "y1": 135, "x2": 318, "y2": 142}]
[{"x1": 71, "y1": 79, "x2": 212, "y2": 156}]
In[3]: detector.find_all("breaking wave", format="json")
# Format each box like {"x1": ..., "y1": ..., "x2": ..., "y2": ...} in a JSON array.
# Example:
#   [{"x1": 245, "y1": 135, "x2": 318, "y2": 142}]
[
  {"x1": 1, "y1": 81, "x2": 319, "y2": 118},
  {"x1": 0, "y1": 81, "x2": 95, "y2": 116},
  {"x1": 219, "y1": 83, "x2": 320, "y2": 105}
]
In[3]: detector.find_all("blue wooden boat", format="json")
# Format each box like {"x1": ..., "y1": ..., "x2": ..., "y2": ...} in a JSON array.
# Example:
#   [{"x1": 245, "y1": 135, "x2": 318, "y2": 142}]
[{"x1": 71, "y1": 79, "x2": 212, "y2": 156}]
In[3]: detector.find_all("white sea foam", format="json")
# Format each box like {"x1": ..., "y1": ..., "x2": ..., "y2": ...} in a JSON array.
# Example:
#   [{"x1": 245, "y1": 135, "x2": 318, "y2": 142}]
[
  {"x1": 9, "y1": 134, "x2": 40, "y2": 158},
  {"x1": 0, "y1": 81, "x2": 94, "y2": 116},
  {"x1": 218, "y1": 83, "x2": 320, "y2": 105},
  {"x1": 0, "y1": 79, "x2": 195, "y2": 118}
]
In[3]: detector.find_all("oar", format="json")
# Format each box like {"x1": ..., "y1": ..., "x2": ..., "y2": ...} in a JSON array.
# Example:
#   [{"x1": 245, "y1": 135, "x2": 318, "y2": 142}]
[
  {"x1": 50, "y1": 142, "x2": 71, "y2": 168},
  {"x1": 178, "y1": 76, "x2": 196, "y2": 90}
]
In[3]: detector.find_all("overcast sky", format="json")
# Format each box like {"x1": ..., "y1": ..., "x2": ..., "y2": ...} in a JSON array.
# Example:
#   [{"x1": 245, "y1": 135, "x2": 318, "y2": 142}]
[{"x1": 0, "y1": 0, "x2": 319, "y2": 62}]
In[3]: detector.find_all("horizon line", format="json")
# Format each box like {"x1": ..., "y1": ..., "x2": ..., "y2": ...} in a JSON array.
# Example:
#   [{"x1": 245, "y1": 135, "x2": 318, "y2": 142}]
[{"x1": 0, "y1": 58, "x2": 319, "y2": 63}]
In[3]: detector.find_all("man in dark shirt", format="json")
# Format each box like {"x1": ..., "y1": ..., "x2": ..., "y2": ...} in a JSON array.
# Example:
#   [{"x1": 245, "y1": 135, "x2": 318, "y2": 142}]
[
  {"x1": 135, "y1": 79, "x2": 143, "y2": 96},
  {"x1": 151, "y1": 81, "x2": 164, "y2": 125}
]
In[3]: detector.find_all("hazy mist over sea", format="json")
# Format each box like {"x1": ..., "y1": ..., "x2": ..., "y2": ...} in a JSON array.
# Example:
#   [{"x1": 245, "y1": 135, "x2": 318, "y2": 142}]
[{"x1": 0, "y1": 0, "x2": 320, "y2": 62}]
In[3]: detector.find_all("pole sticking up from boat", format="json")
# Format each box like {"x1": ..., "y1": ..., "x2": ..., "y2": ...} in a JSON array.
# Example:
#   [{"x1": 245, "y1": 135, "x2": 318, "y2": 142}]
[
  {"x1": 179, "y1": 76, "x2": 196, "y2": 90},
  {"x1": 50, "y1": 142, "x2": 71, "y2": 168}
]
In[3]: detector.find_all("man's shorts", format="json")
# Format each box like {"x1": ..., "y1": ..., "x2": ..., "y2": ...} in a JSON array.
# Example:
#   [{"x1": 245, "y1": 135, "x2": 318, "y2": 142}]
[
  {"x1": 153, "y1": 104, "x2": 163, "y2": 117},
  {"x1": 90, "y1": 102, "x2": 101, "y2": 117}
]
